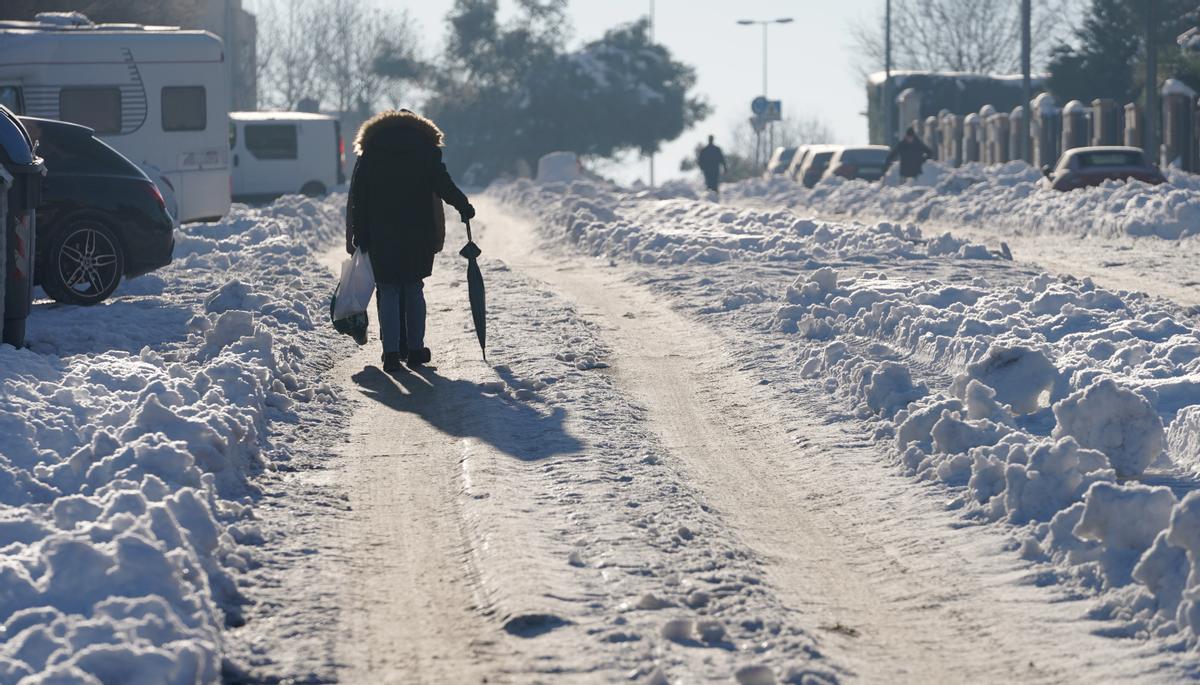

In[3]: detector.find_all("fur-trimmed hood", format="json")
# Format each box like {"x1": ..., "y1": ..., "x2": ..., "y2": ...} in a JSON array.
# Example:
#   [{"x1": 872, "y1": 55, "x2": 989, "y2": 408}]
[{"x1": 353, "y1": 110, "x2": 444, "y2": 156}]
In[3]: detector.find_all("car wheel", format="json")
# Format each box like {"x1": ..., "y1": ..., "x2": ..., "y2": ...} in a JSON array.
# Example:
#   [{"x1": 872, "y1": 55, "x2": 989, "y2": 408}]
[
  {"x1": 43, "y1": 219, "x2": 125, "y2": 305},
  {"x1": 300, "y1": 181, "x2": 326, "y2": 197}
]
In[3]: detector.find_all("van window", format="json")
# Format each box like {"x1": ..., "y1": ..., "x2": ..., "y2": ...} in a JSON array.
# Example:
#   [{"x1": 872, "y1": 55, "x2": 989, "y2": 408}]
[
  {"x1": 162, "y1": 86, "x2": 207, "y2": 131},
  {"x1": 60, "y1": 87, "x2": 122, "y2": 134},
  {"x1": 245, "y1": 124, "x2": 298, "y2": 160},
  {"x1": 0, "y1": 85, "x2": 22, "y2": 114}
]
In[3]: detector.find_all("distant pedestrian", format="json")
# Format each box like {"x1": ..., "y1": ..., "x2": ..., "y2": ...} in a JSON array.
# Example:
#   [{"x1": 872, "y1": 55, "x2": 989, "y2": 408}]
[
  {"x1": 885, "y1": 127, "x2": 935, "y2": 184},
  {"x1": 697, "y1": 135, "x2": 727, "y2": 197},
  {"x1": 346, "y1": 109, "x2": 475, "y2": 373}
]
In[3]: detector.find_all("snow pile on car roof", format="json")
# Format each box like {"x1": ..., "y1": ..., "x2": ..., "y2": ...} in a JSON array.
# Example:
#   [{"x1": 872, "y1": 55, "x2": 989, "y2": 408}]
[
  {"x1": 0, "y1": 195, "x2": 344, "y2": 682},
  {"x1": 492, "y1": 176, "x2": 1200, "y2": 648},
  {"x1": 722, "y1": 160, "x2": 1200, "y2": 240}
]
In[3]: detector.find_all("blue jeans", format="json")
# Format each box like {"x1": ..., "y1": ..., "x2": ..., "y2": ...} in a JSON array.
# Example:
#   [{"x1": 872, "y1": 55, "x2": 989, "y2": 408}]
[{"x1": 376, "y1": 281, "x2": 425, "y2": 354}]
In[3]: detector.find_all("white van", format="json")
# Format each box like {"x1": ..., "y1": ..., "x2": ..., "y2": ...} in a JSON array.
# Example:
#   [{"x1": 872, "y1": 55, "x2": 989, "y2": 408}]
[
  {"x1": 0, "y1": 13, "x2": 231, "y2": 223},
  {"x1": 229, "y1": 112, "x2": 345, "y2": 201}
]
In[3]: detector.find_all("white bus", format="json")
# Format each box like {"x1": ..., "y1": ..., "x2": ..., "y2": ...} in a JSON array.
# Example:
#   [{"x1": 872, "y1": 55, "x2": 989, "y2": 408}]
[
  {"x1": 0, "y1": 13, "x2": 231, "y2": 223},
  {"x1": 230, "y1": 112, "x2": 345, "y2": 202}
]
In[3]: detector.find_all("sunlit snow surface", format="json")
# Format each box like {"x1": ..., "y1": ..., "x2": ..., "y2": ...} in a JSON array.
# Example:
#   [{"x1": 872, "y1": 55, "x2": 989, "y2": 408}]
[
  {"x1": 720, "y1": 160, "x2": 1200, "y2": 240},
  {"x1": 492, "y1": 175, "x2": 1200, "y2": 654},
  {"x1": 0, "y1": 195, "x2": 344, "y2": 683}
]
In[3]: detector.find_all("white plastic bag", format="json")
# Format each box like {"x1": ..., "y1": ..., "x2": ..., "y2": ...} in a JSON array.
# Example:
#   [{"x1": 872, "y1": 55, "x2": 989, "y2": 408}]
[{"x1": 332, "y1": 248, "x2": 375, "y2": 320}]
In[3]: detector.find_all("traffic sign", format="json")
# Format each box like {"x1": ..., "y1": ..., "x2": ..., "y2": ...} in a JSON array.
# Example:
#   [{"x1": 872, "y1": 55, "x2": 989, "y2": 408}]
[
  {"x1": 751, "y1": 96, "x2": 769, "y2": 116},
  {"x1": 763, "y1": 99, "x2": 782, "y2": 122}
]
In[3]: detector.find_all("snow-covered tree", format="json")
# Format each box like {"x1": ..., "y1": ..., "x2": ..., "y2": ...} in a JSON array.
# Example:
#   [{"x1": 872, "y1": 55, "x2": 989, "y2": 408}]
[
  {"x1": 1046, "y1": 0, "x2": 1200, "y2": 104},
  {"x1": 424, "y1": 1, "x2": 708, "y2": 184}
]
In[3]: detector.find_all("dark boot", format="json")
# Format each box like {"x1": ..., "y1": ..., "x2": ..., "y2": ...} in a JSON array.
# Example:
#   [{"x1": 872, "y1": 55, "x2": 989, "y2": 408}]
[
  {"x1": 382, "y1": 351, "x2": 404, "y2": 372},
  {"x1": 406, "y1": 347, "x2": 432, "y2": 368}
]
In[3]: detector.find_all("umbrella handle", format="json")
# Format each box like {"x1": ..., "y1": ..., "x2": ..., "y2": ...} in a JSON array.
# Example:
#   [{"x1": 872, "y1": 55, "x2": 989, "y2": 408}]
[{"x1": 465, "y1": 220, "x2": 474, "y2": 243}]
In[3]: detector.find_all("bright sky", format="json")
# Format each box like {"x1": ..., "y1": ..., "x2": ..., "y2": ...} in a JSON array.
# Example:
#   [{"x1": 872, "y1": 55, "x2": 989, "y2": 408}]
[{"x1": 384, "y1": 0, "x2": 881, "y2": 183}]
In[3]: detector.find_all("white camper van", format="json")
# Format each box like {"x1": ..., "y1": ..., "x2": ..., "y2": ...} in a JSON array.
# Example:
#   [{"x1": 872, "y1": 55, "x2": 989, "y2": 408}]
[
  {"x1": 229, "y1": 112, "x2": 345, "y2": 202},
  {"x1": 0, "y1": 13, "x2": 231, "y2": 223}
]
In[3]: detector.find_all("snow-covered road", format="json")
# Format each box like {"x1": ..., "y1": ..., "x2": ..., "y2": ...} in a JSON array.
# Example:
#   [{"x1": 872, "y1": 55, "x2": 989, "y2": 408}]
[
  {"x1": 6, "y1": 170, "x2": 1200, "y2": 683},
  {"x1": 476, "y1": 199, "x2": 1181, "y2": 683}
]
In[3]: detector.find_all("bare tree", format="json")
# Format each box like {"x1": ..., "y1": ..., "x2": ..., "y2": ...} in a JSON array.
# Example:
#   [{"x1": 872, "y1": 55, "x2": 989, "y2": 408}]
[
  {"x1": 317, "y1": 0, "x2": 420, "y2": 116},
  {"x1": 849, "y1": 0, "x2": 1082, "y2": 77},
  {"x1": 251, "y1": 0, "x2": 420, "y2": 113},
  {"x1": 254, "y1": 0, "x2": 325, "y2": 109},
  {"x1": 729, "y1": 114, "x2": 836, "y2": 163}
]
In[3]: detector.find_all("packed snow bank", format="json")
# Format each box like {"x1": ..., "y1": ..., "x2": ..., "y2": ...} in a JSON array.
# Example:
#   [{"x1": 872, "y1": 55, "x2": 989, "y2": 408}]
[
  {"x1": 721, "y1": 160, "x2": 1200, "y2": 240},
  {"x1": 491, "y1": 176, "x2": 1200, "y2": 648},
  {"x1": 0, "y1": 194, "x2": 344, "y2": 682}
]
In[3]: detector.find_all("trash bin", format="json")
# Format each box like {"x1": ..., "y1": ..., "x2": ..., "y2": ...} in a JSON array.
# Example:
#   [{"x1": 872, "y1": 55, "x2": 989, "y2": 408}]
[{"x1": 0, "y1": 105, "x2": 46, "y2": 348}]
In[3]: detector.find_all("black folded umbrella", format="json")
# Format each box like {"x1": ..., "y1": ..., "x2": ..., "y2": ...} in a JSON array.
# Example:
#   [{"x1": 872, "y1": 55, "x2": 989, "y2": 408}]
[{"x1": 459, "y1": 221, "x2": 486, "y2": 360}]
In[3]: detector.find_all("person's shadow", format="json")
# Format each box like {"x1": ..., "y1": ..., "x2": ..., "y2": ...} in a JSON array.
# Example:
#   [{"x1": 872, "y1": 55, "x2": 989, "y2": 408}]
[{"x1": 351, "y1": 365, "x2": 583, "y2": 461}]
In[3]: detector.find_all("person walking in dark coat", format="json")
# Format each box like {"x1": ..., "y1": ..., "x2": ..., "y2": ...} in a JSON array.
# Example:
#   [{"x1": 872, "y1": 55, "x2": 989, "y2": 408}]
[
  {"x1": 697, "y1": 135, "x2": 727, "y2": 196},
  {"x1": 346, "y1": 109, "x2": 475, "y2": 372},
  {"x1": 885, "y1": 127, "x2": 935, "y2": 183}
]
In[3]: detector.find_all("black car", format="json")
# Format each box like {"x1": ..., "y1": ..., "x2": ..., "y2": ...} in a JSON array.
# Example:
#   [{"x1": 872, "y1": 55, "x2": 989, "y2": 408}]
[{"x1": 19, "y1": 117, "x2": 174, "y2": 305}]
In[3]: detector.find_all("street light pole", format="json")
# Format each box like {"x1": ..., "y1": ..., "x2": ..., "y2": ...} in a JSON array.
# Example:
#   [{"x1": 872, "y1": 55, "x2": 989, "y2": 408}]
[
  {"x1": 738, "y1": 17, "x2": 794, "y2": 169},
  {"x1": 884, "y1": 0, "x2": 893, "y2": 146},
  {"x1": 648, "y1": 0, "x2": 655, "y2": 187},
  {"x1": 1021, "y1": 0, "x2": 1031, "y2": 162}
]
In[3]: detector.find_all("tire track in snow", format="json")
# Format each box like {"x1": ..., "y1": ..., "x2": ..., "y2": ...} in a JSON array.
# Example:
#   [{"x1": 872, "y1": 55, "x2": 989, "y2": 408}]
[{"x1": 477, "y1": 197, "x2": 1176, "y2": 683}]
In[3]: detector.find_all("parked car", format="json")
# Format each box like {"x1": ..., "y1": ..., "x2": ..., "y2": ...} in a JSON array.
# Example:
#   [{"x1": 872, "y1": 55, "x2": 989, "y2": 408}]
[
  {"x1": 797, "y1": 145, "x2": 841, "y2": 188},
  {"x1": 1, "y1": 13, "x2": 231, "y2": 223},
  {"x1": 765, "y1": 146, "x2": 798, "y2": 176},
  {"x1": 20, "y1": 116, "x2": 174, "y2": 305},
  {"x1": 822, "y1": 145, "x2": 890, "y2": 182},
  {"x1": 1042, "y1": 146, "x2": 1166, "y2": 191},
  {"x1": 785, "y1": 145, "x2": 812, "y2": 181},
  {"x1": 230, "y1": 111, "x2": 345, "y2": 202}
]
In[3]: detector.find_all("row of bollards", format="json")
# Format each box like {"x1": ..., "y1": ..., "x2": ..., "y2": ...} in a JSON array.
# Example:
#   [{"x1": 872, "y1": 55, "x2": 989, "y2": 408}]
[{"x1": 902, "y1": 81, "x2": 1200, "y2": 172}]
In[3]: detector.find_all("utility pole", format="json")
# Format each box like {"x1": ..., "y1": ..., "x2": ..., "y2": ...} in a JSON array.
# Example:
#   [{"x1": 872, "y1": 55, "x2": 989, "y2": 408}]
[
  {"x1": 1146, "y1": 0, "x2": 1159, "y2": 163},
  {"x1": 648, "y1": 0, "x2": 655, "y2": 187},
  {"x1": 1021, "y1": 0, "x2": 1031, "y2": 162},
  {"x1": 883, "y1": 0, "x2": 893, "y2": 146}
]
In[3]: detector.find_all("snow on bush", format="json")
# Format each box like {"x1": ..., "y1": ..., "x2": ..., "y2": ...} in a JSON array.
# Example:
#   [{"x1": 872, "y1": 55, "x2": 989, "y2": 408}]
[
  {"x1": 492, "y1": 177, "x2": 1200, "y2": 646},
  {"x1": 723, "y1": 160, "x2": 1200, "y2": 240},
  {"x1": 0, "y1": 195, "x2": 343, "y2": 682}
]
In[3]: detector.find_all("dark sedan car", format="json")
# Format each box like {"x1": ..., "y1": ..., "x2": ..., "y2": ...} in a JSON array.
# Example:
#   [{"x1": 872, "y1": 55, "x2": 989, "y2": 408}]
[
  {"x1": 20, "y1": 117, "x2": 174, "y2": 305},
  {"x1": 1043, "y1": 146, "x2": 1166, "y2": 192}
]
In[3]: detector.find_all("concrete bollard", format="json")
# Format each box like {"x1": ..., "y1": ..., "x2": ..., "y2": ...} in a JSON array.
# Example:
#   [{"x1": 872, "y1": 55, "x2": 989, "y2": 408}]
[
  {"x1": 1091, "y1": 98, "x2": 1123, "y2": 146},
  {"x1": 1124, "y1": 103, "x2": 1143, "y2": 149},
  {"x1": 1061, "y1": 100, "x2": 1089, "y2": 153},
  {"x1": 987, "y1": 112, "x2": 1011, "y2": 164},
  {"x1": 1031, "y1": 93, "x2": 1062, "y2": 170},
  {"x1": 1161, "y1": 78, "x2": 1198, "y2": 170},
  {"x1": 923, "y1": 115, "x2": 941, "y2": 160},
  {"x1": 962, "y1": 113, "x2": 982, "y2": 163},
  {"x1": 939, "y1": 112, "x2": 963, "y2": 167},
  {"x1": 1009, "y1": 105, "x2": 1027, "y2": 162}
]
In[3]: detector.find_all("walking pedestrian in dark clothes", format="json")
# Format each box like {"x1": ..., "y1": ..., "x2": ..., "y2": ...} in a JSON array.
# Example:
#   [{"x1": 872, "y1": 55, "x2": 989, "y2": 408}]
[
  {"x1": 346, "y1": 109, "x2": 475, "y2": 373},
  {"x1": 697, "y1": 135, "x2": 727, "y2": 196},
  {"x1": 885, "y1": 127, "x2": 935, "y2": 183}
]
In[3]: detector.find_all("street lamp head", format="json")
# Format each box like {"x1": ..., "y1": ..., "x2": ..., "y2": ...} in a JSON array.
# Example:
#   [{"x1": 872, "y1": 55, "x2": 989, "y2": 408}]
[
  {"x1": 736, "y1": 19, "x2": 755, "y2": 25},
  {"x1": 775, "y1": 18, "x2": 794, "y2": 24}
]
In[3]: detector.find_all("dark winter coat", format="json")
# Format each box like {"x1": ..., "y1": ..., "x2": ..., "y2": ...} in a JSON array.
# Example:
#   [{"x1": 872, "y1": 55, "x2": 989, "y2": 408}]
[
  {"x1": 346, "y1": 110, "x2": 473, "y2": 283},
  {"x1": 698, "y1": 143, "x2": 726, "y2": 178},
  {"x1": 885, "y1": 134, "x2": 935, "y2": 178}
]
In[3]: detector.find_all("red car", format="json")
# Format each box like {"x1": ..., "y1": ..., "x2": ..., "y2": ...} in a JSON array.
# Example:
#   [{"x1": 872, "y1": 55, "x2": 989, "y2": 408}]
[{"x1": 1043, "y1": 146, "x2": 1166, "y2": 191}]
